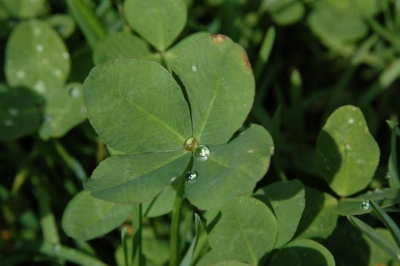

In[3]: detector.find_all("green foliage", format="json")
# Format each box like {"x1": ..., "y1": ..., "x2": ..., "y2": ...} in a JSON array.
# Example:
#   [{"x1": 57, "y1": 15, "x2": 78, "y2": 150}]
[
  {"x1": 1, "y1": 0, "x2": 400, "y2": 265},
  {"x1": 206, "y1": 196, "x2": 278, "y2": 265},
  {"x1": 61, "y1": 190, "x2": 132, "y2": 241},
  {"x1": 317, "y1": 105, "x2": 380, "y2": 196}
]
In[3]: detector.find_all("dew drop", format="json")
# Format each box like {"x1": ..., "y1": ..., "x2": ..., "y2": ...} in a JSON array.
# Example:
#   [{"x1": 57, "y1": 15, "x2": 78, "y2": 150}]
[
  {"x1": 185, "y1": 171, "x2": 198, "y2": 183},
  {"x1": 247, "y1": 149, "x2": 254, "y2": 153},
  {"x1": 270, "y1": 147, "x2": 275, "y2": 155},
  {"x1": 69, "y1": 86, "x2": 80, "y2": 98},
  {"x1": 34, "y1": 80, "x2": 46, "y2": 94},
  {"x1": 184, "y1": 137, "x2": 199, "y2": 151},
  {"x1": 8, "y1": 108, "x2": 19, "y2": 116},
  {"x1": 171, "y1": 176, "x2": 176, "y2": 182},
  {"x1": 360, "y1": 199, "x2": 370, "y2": 211},
  {"x1": 194, "y1": 145, "x2": 210, "y2": 161},
  {"x1": 386, "y1": 172, "x2": 391, "y2": 179},
  {"x1": 53, "y1": 243, "x2": 61, "y2": 253},
  {"x1": 33, "y1": 26, "x2": 41, "y2": 35},
  {"x1": 62, "y1": 52, "x2": 70, "y2": 59},
  {"x1": 4, "y1": 119, "x2": 13, "y2": 126},
  {"x1": 191, "y1": 65, "x2": 198, "y2": 72},
  {"x1": 348, "y1": 118, "x2": 355, "y2": 124},
  {"x1": 36, "y1": 44, "x2": 44, "y2": 52},
  {"x1": 45, "y1": 115, "x2": 53, "y2": 123},
  {"x1": 17, "y1": 70, "x2": 25, "y2": 79},
  {"x1": 344, "y1": 143, "x2": 351, "y2": 150},
  {"x1": 54, "y1": 70, "x2": 62, "y2": 77},
  {"x1": 374, "y1": 188, "x2": 382, "y2": 193}
]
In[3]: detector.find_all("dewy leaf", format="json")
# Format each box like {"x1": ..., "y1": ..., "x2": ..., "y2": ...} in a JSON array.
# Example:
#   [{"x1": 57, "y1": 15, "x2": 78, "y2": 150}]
[
  {"x1": 5, "y1": 20, "x2": 70, "y2": 96},
  {"x1": 0, "y1": 86, "x2": 41, "y2": 140},
  {"x1": 317, "y1": 105, "x2": 380, "y2": 197},
  {"x1": 255, "y1": 179, "x2": 305, "y2": 248},
  {"x1": 295, "y1": 187, "x2": 338, "y2": 240},
  {"x1": 61, "y1": 190, "x2": 132, "y2": 241},
  {"x1": 186, "y1": 125, "x2": 273, "y2": 210},
  {"x1": 39, "y1": 83, "x2": 86, "y2": 140},
  {"x1": 84, "y1": 150, "x2": 191, "y2": 204},
  {"x1": 336, "y1": 188, "x2": 400, "y2": 216},
  {"x1": 207, "y1": 197, "x2": 278, "y2": 265},
  {"x1": 172, "y1": 34, "x2": 255, "y2": 146},
  {"x1": 124, "y1": 0, "x2": 187, "y2": 51},
  {"x1": 93, "y1": 32, "x2": 153, "y2": 65},
  {"x1": 269, "y1": 239, "x2": 335, "y2": 266},
  {"x1": 1, "y1": 0, "x2": 46, "y2": 19},
  {"x1": 164, "y1": 32, "x2": 210, "y2": 69},
  {"x1": 83, "y1": 59, "x2": 192, "y2": 154}
]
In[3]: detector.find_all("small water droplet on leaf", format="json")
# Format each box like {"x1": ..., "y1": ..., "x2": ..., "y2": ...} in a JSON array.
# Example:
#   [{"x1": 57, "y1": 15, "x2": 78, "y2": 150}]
[
  {"x1": 53, "y1": 244, "x2": 61, "y2": 253},
  {"x1": 4, "y1": 119, "x2": 13, "y2": 126},
  {"x1": 191, "y1": 65, "x2": 198, "y2": 72},
  {"x1": 8, "y1": 108, "x2": 19, "y2": 116},
  {"x1": 69, "y1": 87, "x2": 80, "y2": 98},
  {"x1": 360, "y1": 199, "x2": 370, "y2": 211},
  {"x1": 348, "y1": 118, "x2": 355, "y2": 124},
  {"x1": 194, "y1": 145, "x2": 210, "y2": 161},
  {"x1": 386, "y1": 172, "x2": 391, "y2": 179},
  {"x1": 185, "y1": 171, "x2": 198, "y2": 183},
  {"x1": 184, "y1": 137, "x2": 199, "y2": 151},
  {"x1": 36, "y1": 44, "x2": 44, "y2": 52}
]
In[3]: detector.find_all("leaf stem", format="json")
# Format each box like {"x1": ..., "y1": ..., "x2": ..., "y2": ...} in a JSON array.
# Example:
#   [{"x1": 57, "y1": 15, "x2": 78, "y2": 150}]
[
  {"x1": 132, "y1": 204, "x2": 143, "y2": 266},
  {"x1": 169, "y1": 156, "x2": 194, "y2": 266}
]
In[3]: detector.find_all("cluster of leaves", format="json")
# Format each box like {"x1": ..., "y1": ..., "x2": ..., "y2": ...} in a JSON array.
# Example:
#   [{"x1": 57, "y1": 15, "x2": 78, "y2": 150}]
[{"x1": 1, "y1": 0, "x2": 400, "y2": 266}]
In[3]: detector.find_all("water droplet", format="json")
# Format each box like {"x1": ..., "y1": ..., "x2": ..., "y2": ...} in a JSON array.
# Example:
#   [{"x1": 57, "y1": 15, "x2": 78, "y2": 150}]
[
  {"x1": 185, "y1": 171, "x2": 198, "y2": 183},
  {"x1": 352, "y1": 107, "x2": 357, "y2": 111},
  {"x1": 344, "y1": 143, "x2": 351, "y2": 150},
  {"x1": 194, "y1": 145, "x2": 210, "y2": 161},
  {"x1": 34, "y1": 80, "x2": 46, "y2": 94},
  {"x1": 348, "y1": 118, "x2": 355, "y2": 124},
  {"x1": 247, "y1": 149, "x2": 254, "y2": 153},
  {"x1": 33, "y1": 26, "x2": 41, "y2": 35},
  {"x1": 184, "y1": 137, "x2": 199, "y2": 151},
  {"x1": 45, "y1": 115, "x2": 53, "y2": 122},
  {"x1": 374, "y1": 188, "x2": 382, "y2": 193},
  {"x1": 54, "y1": 70, "x2": 62, "y2": 77},
  {"x1": 8, "y1": 108, "x2": 19, "y2": 116},
  {"x1": 270, "y1": 147, "x2": 275, "y2": 155},
  {"x1": 17, "y1": 70, "x2": 25, "y2": 78},
  {"x1": 62, "y1": 52, "x2": 70, "y2": 59},
  {"x1": 191, "y1": 65, "x2": 198, "y2": 72},
  {"x1": 386, "y1": 172, "x2": 391, "y2": 179},
  {"x1": 69, "y1": 87, "x2": 80, "y2": 98},
  {"x1": 4, "y1": 119, "x2": 13, "y2": 126},
  {"x1": 36, "y1": 44, "x2": 44, "y2": 52},
  {"x1": 360, "y1": 199, "x2": 370, "y2": 211},
  {"x1": 171, "y1": 176, "x2": 176, "y2": 182},
  {"x1": 53, "y1": 243, "x2": 61, "y2": 253}
]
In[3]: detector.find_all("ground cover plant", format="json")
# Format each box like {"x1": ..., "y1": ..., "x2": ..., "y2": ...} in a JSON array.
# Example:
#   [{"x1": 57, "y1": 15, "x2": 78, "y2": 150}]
[{"x1": 1, "y1": 0, "x2": 400, "y2": 265}]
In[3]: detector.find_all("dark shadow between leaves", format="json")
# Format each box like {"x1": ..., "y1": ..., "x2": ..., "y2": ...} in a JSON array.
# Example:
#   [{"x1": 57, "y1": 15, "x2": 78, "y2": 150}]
[
  {"x1": 324, "y1": 220, "x2": 371, "y2": 265},
  {"x1": 294, "y1": 187, "x2": 325, "y2": 240},
  {"x1": 317, "y1": 130, "x2": 342, "y2": 187},
  {"x1": 206, "y1": 211, "x2": 222, "y2": 235},
  {"x1": 269, "y1": 246, "x2": 330, "y2": 265}
]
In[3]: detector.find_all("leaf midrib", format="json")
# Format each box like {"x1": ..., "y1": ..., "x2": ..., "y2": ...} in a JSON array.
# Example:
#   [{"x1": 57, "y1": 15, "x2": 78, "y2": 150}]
[
  {"x1": 196, "y1": 42, "x2": 233, "y2": 142},
  {"x1": 115, "y1": 70, "x2": 186, "y2": 143},
  {"x1": 231, "y1": 206, "x2": 258, "y2": 265}
]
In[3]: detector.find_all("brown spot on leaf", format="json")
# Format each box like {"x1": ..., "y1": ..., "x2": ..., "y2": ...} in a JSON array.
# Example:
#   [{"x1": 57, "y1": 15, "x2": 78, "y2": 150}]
[
  {"x1": 242, "y1": 51, "x2": 252, "y2": 71},
  {"x1": 211, "y1": 34, "x2": 227, "y2": 44}
]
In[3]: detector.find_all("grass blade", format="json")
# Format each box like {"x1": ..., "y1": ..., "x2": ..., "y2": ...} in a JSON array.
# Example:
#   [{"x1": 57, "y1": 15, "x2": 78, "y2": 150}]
[
  {"x1": 348, "y1": 216, "x2": 400, "y2": 262},
  {"x1": 179, "y1": 214, "x2": 202, "y2": 266},
  {"x1": 254, "y1": 26, "x2": 275, "y2": 81},
  {"x1": 389, "y1": 122, "x2": 400, "y2": 188},
  {"x1": 370, "y1": 201, "x2": 400, "y2": 247}
]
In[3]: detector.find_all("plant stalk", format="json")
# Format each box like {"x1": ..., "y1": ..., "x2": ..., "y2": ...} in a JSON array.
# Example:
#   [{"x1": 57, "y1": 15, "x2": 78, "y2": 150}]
[
  {"x1": 132, "y1": 204, "x2": 143, "y2": 266},
  {"x1": 169, "y1": 157, "x2": 193, "y2": 266}
]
